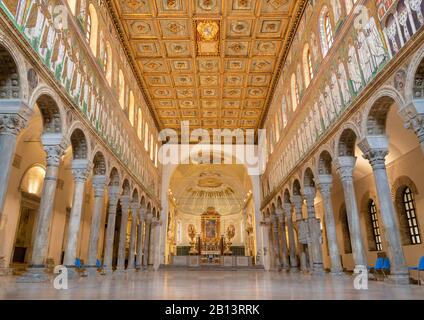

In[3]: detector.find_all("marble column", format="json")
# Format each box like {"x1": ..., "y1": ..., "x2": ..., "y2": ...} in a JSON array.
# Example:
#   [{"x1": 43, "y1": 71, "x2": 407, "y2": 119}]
[
  {"x1": 316, "y1": 174, "x2": 344, "y2": 275},
  {"x1": 63, "y1": 160, "x2": 90, "y2": 275},
  {"x1": 0, "y1": 101, "x2": 31, "y2": 216},
  {"x1": 303, "y1": 186, "x2": 324, "y2": 274},
  {"x1": 86, "y1": 175, "x2": 108, "y2": 275},
  {"x1": 152, "y1": 217, "x2": 163, "y2": 271},
  {"x1": 271, "y1": 213, "x2": 282, "y2": 271},
  {"x1": 17, "y1": 138, "x2": 67, "y2": 282},
  {"x1": 276, "y1": 208, "x2": 290, "y2": 271},
  {"x1": 260, "y1": 217, "x2": 272, "y2": 271},
  {"x1": 359, "y1": 137, "x2": 409, "y2": 284},
  {"x1": 334, "y1": 156, "x2": 367, "y2": 267},
  {"x1": 283, "y1": 202, "x2": 298, "y2": 272},
  {"x1": 143, "y1": 212, "x2": 153, "y2": 268},
  {"x1": 116, "y1": 195, "x2": 130, "y2": 272},
  {"x1": 292, "y1": 195, "x2": 309, "y2": 272},
  {"x1": 103, "y1": 186, "x2": 120, "y2": 274},
  {"x1": 399, "y1": 102, "x2": 424, "y2": 154},
  {"x1": 136, "y1": 208, "x2": 146, "y2": 269},
  {"x1": 127, "y1": 202, "x2": 140, "y2": 271}
]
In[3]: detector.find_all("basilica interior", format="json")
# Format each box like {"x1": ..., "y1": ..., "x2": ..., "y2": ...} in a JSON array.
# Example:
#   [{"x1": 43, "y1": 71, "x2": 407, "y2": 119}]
[{"x1": 0, "y1": 0, "x2": 424, "y2": 299}]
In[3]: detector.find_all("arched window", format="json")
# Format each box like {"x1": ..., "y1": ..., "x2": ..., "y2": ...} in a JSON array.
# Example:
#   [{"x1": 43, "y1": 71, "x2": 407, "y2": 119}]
[
  {"x1": 320, "y1": 7, "x2": 334, "y2": 56},
  {"x1": 155, "y1": 143, "x2": 158, "y2": 167},
  {"x1": 144, "y1": 124, "x2": 149, "y2": 151},
  {"x1": 303, "y1": 44, "x2": 314, "y2": 87},
  {"x1": 291, "y1": 74, "x2": 299, "y2": 111},
  {"x1": 118, "y1": 69, "x2": 125, "y2": 109},
  {"x1": 369, "y1": 200, "x2": 383, "y2": 251},
  {"x1": 105, "y1": 42, "x2": 112, "y2": 86},
  {"x1": 85, "y1": 11, "x2": 92, "y2": 43},
  {"x1": 281, "y1": 96, "x2": 288, "y2": 128},
  {"x1": 325, "y1": 12, "x2": 334, "y2": 48},
  {"x1": 67, "y1": 0, "x2": 77, "y2": 15},
  {"x1": 150, "y1": 134, "x2": 154, "y2": 160},
  {"x1": 129, "y1": 91, "x2": 135, "y2": 126},
  {"x1": 402, "y1": 187, "x2": 421, "y2": 244},
  {"x1": 87, "y1": 4, "x2": 98, "y2": 55},
  {"x1": 137, "y1": 108, "x2": 142, "y2": 140},
  {"x1": 274, "y1": 113, "x2": 280, "y2": 142}
]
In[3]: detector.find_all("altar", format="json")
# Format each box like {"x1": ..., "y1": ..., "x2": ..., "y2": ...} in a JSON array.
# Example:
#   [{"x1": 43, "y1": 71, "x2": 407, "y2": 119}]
[{"x1": 168, "y1": 206, "x2": 255, "y2": 268}]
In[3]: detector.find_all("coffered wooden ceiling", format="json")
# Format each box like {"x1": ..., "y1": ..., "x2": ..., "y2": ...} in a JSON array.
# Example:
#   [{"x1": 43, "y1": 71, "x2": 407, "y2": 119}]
[{"x1": 109, "y1": 0, "x2": 303, "y2": 132}]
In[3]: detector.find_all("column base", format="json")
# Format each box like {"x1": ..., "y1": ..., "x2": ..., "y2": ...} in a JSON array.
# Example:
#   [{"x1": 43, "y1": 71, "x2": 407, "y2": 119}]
[
  {"x1": 16, "y1": 267, "x2": 49, "y2": 283},
  {"x1": 64, "y1": 266, "x2": 83, "y2": 279},
  {"x1": 103, "y1": 267, "x2": 114, "y2": 275},
  {"x1": 0, "y1": 267, "x2": 13, "y2": 276},
  {"x1": 114, "y1": 267, "x2": 127, "y2": 275},
  {"x1": 85, "y1": 267, "x2": 100, "y2": 277},
  {"x1": 386, "y1": 273, "x2": 411, "y2": 285},
  {"x1": 280, "y1": 265, "x2": 290, "y2": 272},
  {"x1": 289, "y1": 267, "x2": 300, "y2": 273},
  {"x1": 329, "y1": 270, "x2": 346, "y2": 277}
]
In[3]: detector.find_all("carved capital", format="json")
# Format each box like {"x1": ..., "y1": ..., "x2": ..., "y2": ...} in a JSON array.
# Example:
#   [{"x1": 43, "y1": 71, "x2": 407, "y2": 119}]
[
  {"x1": 275, "y1": 207, "x2": 285, "y2": 222},
  {"x1": 108, "y1": 185, "x2": 121, "y2": 207},
  {"x1": 120, "y1": 195, "x2": 131, "y2": 211},
  {"x1": 145, "y1": 212, "x2": 154, "y2": 223},
  {"x1": 317, "y1": 174, "x2": 333, "y2": 199},
  {"x1": 358, "y1": 136, "x2": 389, "y2": 170},
  {"x1": 0, "y1": 113, "x2": 27, "y2": 135},
  {"x1": 282, "y1": 203, "x2": 292, "y2": 219},
  {"x1": 334, "y1": 156, "x2": 356, "y2": 182},
  {"x1": 92, "y1": 175, "x2": 107, "y2": 198},
  {"x1": 400, "y1": 102, "x2": 424, "y2": 142},
  {"x1": 291, "y1": 195, "x2": 303, "y2": 216},
  {"x1": 130, "y1": 202, "x2": 141, "y2": 215},
  {"x1": 139, "y1": 208, "x2": 146, "y2": 221},
  {"x1": 260, "y1": 217, "x2": 271, "y2": 227},
  {"x1": 43, "y1": 144, "x2": 66, "y2": 167},
  {"x1": 71, "y1": 160, "x2": 90, "y2": 183},
  {"x1": 303, "y1": 186, "x2": 316, "y2": 205}
]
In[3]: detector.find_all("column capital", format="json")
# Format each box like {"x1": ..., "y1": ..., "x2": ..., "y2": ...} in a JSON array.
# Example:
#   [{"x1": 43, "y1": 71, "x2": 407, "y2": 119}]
[
  {"x1": 260, "y1": 217, "x2": 271, "y2": 227},
  {"x1": 0, "y1": 100, "x2": 32, "y2": 136},
  {"x1": 71, "y1": 159, "x2": 90, "y2": 183},
  {"x1": 145, "y1": 211, "x2": 154, "y2": 222},
  {"x1": 92, "y1": 175, "x2": 108, "y2": 198},
  {"x1": 282, "y1": 202, "x2": 292, "y2": 218},
  {"x1": 291, "y1": 195, "x2": 303, "y2": 215},
  {"x1": 399, "y1": 101, "x2": 424, "y2": 142},
  {"x1": 139, "y1": 207, "x2": 147, "y2": 221},
  {"x1": 120, "y1": 195, "x2": 131, "y2": 209},
  {"x1": 130, "y1": 202, "x2": 141, "y2": 212},
  {"x1": 275, "y1": 207, "x2": 285, "y2": 222},
  {"x1": 317, "y1": 174, "x2": 333, "y2": 198},
  {"x1": 43, "y1": 143, "x2": 66, "y2": 167},
  {"x1": 303, "y1": 186, "x2": 316, "y2": 203},
  {"x1": 152, "y1": 218, "x2": 162, "y2": 227},
  {"x1": 334, "y1": 156, "x2": 356, "y2": 182},
  {"x1": 108, "y1": 185, "x2": 121, "y2": 206},
  {"x1": 358, "y1": 136, "x2": 389, "y2": 170}
]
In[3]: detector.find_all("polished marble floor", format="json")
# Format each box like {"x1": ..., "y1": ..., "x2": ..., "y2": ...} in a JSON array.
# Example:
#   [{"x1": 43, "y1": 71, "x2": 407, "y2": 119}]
[{"x1": 0, "y1": 270, "x2": 423, "y2": 300}]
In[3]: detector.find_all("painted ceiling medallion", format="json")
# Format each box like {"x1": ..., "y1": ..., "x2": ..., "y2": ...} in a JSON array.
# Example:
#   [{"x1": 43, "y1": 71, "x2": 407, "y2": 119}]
[
  {"x1": 198, "y1": 0, "x2": 217, "y2": 11},
  {"x1": 197, "y1": 21, "x2": 220, "y2": 41}
]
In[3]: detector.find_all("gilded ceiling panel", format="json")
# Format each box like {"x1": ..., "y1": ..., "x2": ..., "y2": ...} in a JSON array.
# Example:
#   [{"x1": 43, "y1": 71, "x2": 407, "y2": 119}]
[{"x1": 112, "y1": 0, "x2": 300, "y2": 131}]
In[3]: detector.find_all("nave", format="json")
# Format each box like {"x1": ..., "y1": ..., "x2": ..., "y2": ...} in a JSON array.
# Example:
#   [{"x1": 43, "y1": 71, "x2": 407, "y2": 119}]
[{"x1": 1, "y1": 270, "x2": 424, "y2": 300}]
